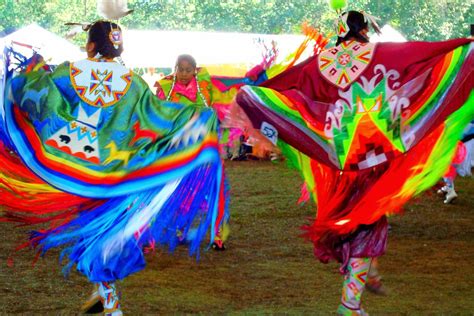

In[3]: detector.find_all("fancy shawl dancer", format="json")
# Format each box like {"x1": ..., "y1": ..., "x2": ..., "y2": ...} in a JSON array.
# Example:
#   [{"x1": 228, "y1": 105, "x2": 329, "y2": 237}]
[
  {"x1": 232, "y1": 2, "x2": 474, "y2": 315},
  {"x1": 0, "y1": 20, "x2": 227, "y2": 315}
]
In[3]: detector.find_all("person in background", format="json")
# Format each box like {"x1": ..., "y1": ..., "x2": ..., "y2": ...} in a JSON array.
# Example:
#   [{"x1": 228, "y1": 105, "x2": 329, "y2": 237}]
[{"x1": 437, "y1": 141, "x2": 467, "y2": 204}]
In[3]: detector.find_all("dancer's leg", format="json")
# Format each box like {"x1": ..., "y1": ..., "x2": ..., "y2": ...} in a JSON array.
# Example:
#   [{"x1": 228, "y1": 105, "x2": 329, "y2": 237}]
[
  {"x1": 98, "y1": 282, "x2": 122, "y2": 316},
  {"x1": 337, "y1": 257, "x2": 370, "y2": 316}
]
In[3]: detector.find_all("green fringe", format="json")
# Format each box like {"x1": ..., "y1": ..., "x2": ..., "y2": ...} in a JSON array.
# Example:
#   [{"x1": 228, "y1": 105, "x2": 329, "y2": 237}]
[{"x1": 402, "y1": 90, "x2": 474, "y2": 197}]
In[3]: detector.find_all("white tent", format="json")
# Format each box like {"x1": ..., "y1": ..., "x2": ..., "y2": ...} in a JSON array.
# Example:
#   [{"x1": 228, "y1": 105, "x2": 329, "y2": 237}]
[
  {"x1": 0, "y1": 24, "x2": 83, "y2": 64},
  {"x1": 0, "y1": 25, "x2": 309, "y2": 77},
  {"x1": 370, "y1": 24, "x2": 407, "y2": 43},
  {"x1": 0, "y1": 23, "x2": 407, "y2": 70},
  {"x1": 121, "y1": 29, "x2": 306, "y2": 71}
]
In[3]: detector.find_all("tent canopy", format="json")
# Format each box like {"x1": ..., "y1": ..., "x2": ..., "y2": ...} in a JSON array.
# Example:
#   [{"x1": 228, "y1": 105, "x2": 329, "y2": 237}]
[
  {"x1": 1, "y1": 24, "x2": 406, "y2": 75},
  {"x1": 370, "y1": 24, "x2": 407, "y2": 43},
  {"x1": 0, "y1": 24, "x2": 83, "y2": 64},
  {"x1": 121, "y1": 29, "x2": 306, "y2": 71}
]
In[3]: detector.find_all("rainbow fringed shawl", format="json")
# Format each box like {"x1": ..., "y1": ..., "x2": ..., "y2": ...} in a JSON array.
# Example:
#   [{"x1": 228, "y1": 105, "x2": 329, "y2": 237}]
[
  {"x1": 236, "y1": 39, "x2": 474, "y2": 262},
  {"x1": 0, "y1": 50, "x2": 228, "y2": 282}
]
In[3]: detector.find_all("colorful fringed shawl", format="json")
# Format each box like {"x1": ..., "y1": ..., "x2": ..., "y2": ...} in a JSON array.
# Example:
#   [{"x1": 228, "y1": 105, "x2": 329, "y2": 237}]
[
  {"x1": 235, "y1": 39, "x2": 474, "y2": 262},
  {"x1": 0, "y1": 51, "x2": 228, "y2": 282}
]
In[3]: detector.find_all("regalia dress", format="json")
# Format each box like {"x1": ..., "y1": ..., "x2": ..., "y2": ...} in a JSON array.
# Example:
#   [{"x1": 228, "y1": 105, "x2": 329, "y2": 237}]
[
  {"x1": 235, "y1": 38, "x2": 474, "y2": 270},
  {"x1": 0, "y1": 53, "x2": 228, "y2": 282}
]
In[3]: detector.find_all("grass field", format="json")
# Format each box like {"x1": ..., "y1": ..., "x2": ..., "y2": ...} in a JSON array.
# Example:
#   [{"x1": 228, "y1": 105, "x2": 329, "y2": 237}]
[{"x1": 1, "y1": 161, "x2": 473, "y2": 315}]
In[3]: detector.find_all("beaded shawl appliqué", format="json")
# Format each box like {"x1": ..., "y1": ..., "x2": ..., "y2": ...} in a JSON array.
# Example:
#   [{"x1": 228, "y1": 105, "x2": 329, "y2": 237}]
[
  {"x1": 70, "y1": 59, "x2": 133, "y2": 107},
  {"x1": 318, "y1": 41, "x2": 375, "y2": 90}
]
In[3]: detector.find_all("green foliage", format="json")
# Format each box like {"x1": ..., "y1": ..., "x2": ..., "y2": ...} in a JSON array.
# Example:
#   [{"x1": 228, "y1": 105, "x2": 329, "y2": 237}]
[{"x1": 0, "y1": 0, "x2": 472, "y2": 41}]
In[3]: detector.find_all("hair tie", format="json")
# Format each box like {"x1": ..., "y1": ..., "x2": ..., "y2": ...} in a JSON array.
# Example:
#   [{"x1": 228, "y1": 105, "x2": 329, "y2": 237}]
[
  {"x1": 335, "y1": 13, "x2": 350, "y2": 38},
  {"x1": 109, "y1": 25, "x2": 123, "y2": 49}
]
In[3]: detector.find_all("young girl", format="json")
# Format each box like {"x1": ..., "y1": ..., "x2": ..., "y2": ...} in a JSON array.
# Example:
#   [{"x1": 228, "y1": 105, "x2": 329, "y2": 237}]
[
  {"x1": 156, "y1": 54, "x2": 244, "y2": 161},
  {"x1": 1, "y1": 21, "x2": 227, "y2": 315},
  {"x1": 156, "y1": 54, "x2": 212, "y2": 107}
]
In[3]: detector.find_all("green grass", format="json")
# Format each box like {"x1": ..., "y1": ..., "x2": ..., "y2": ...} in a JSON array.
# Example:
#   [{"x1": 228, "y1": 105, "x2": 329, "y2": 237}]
[{"x1": 1, "y1": 161, "x2": 473, "y2": 315}]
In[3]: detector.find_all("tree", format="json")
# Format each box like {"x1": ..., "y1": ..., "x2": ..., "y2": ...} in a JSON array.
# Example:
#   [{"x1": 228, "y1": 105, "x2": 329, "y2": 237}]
[{"x1": 0, "y1": 0, "x2": 472, "y2": 41}]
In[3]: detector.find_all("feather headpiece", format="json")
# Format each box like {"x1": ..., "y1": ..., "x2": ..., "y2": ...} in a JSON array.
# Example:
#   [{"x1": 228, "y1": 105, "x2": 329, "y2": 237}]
[{"x1": 97, "y1": 0, "x2": 134, "y2": 20}]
